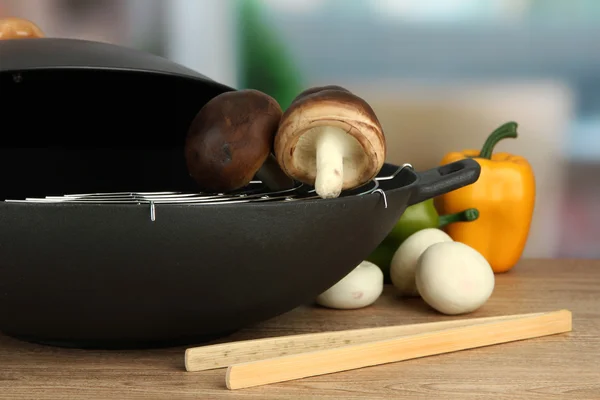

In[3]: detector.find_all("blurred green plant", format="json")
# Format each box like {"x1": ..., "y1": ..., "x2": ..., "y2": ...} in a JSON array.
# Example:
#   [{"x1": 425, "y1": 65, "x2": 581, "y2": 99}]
[{"x1": 236, "y1": 0, "x2": 304, "y2": 110}]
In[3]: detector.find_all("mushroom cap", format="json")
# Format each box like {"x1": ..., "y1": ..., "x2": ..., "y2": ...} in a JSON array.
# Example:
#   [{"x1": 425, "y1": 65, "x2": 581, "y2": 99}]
[
  {"x1": 315, "y1": 260, "x2": 384, "y2": 309},
  {"x1": 274, "y1": 86, "x2": 386, "y2": 190},
  {"x1": 0, "y1": 17, "x2": 45, "y2": 40},
  {"x1": 390, "y1": 228, "x2": 453, "y2": 297},
  {"x1": 184, "y1": 89, "x2": 283, "y2": 192},
  {"x1": 292, "y1": 85, "x2": 351, "y2": 101},
  {"x1": 415, "y1": 241, "x2": 495, "y2": 315}
]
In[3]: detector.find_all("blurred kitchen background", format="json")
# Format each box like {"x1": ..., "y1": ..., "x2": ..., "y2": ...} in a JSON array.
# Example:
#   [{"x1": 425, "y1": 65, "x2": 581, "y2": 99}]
[{"x1": 1, "y1": 0, "x2": 598, "y2": 259}]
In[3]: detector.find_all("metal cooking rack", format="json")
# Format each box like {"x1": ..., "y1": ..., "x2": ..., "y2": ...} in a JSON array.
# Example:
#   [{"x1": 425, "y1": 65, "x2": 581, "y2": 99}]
[{"x1": 4, "y1": 164, "x2": 413, "y2": 222}]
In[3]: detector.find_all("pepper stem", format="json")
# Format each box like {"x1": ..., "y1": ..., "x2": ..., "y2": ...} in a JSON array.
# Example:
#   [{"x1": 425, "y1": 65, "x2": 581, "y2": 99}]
[
  {"x1": 479, "y1": 122, "x2": 518, "y2": 159},
  {"x1": 438, "y1": 208, "x2": 479, "y2": 228}
]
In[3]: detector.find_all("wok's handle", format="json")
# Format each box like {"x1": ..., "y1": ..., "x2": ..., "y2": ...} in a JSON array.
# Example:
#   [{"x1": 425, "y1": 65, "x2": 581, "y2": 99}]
[{"x1": 407, "y1": 158, "x2": 481, "y2": 206}]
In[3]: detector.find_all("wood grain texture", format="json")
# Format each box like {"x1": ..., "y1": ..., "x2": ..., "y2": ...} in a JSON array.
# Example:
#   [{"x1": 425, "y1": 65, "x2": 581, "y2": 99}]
[{"x1": 1, "y1": 259, "x2": 600, "y2": 399}]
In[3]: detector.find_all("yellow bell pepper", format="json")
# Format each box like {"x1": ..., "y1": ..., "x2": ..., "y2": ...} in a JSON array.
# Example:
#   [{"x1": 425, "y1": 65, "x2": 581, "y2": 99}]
[{"x1": 434, "y1": 122, "x2": 535, "y2": 273}]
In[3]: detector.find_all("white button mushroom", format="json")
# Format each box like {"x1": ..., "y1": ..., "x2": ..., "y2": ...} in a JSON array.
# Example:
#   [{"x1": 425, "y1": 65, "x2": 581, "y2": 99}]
[
  {"x1": 274, "y1": 85, "x2": 386, "y2": 199},
  {"x1": 389, "y1": 228, "x2": 453, "y2": 297},
  {"x1": 316, "y1": 260, "x2": 384, "y2": 309},
  {"x1": 415, "y1": 241, "x2": 495, "y2": 315}
]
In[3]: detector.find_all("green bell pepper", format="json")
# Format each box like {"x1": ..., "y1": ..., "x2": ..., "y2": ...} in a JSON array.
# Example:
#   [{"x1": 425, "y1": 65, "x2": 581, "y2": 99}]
[{"x1": 367, "y1": 198, "x2": 479, "y2": 282}]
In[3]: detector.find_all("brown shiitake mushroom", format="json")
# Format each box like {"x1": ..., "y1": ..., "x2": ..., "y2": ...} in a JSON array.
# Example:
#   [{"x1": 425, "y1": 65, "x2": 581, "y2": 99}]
[
  {"x1": 274, "y1": 85, "x2": 386, "y2": 199},
  {"x1": 185, "y1": 89, "x2": 294, "y2": 192},
  {"x1": 0, "y1": 17, "x2": 45, "y2": 40}
]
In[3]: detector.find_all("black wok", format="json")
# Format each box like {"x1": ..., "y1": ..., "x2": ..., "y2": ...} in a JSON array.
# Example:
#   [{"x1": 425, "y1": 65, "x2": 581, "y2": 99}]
[{"x1": 0, "y1": 38, "x2": 481, "y2": 349}]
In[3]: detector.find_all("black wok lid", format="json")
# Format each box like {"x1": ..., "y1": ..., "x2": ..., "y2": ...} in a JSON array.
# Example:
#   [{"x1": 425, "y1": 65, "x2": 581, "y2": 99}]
[{"x1": 0, "y1": 38, "x2": 235, "y2": 199}]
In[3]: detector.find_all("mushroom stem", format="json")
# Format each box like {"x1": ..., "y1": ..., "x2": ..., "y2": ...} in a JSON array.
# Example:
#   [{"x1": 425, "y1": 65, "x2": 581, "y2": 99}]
[
  {"x1": 255, "y1": 154, "x2": 295, "y2": 191},
  {"x1": 315, "y1": 126, "x2": 348, "y2": 198}
]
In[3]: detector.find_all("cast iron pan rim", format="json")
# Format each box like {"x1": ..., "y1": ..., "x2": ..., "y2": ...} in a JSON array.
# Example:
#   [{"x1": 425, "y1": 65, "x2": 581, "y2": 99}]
[
  {"x1": 0, "y1": 173, "x2": 415, "y2": 210},
  {"x1": 0, "y1": 163, "x2": 420, "y2": 209},
  {"x1": 0, "y1": 193, "x2": 384, "y2": 209}
]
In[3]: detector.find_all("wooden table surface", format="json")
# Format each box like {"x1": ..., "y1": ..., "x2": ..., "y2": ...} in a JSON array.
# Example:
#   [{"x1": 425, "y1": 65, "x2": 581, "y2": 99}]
[{"x1": 1, "y1": 259, "x2": 599, "y2": 399}]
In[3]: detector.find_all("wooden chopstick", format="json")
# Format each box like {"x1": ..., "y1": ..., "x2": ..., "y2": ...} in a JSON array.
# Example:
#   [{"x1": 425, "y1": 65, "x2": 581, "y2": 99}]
[
  {"x1": 185, "y1": 312, "x2": 546, "y2": 372},
  {"x1": 225, "y1": 309, "x2": 572, "y2": 390}
]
